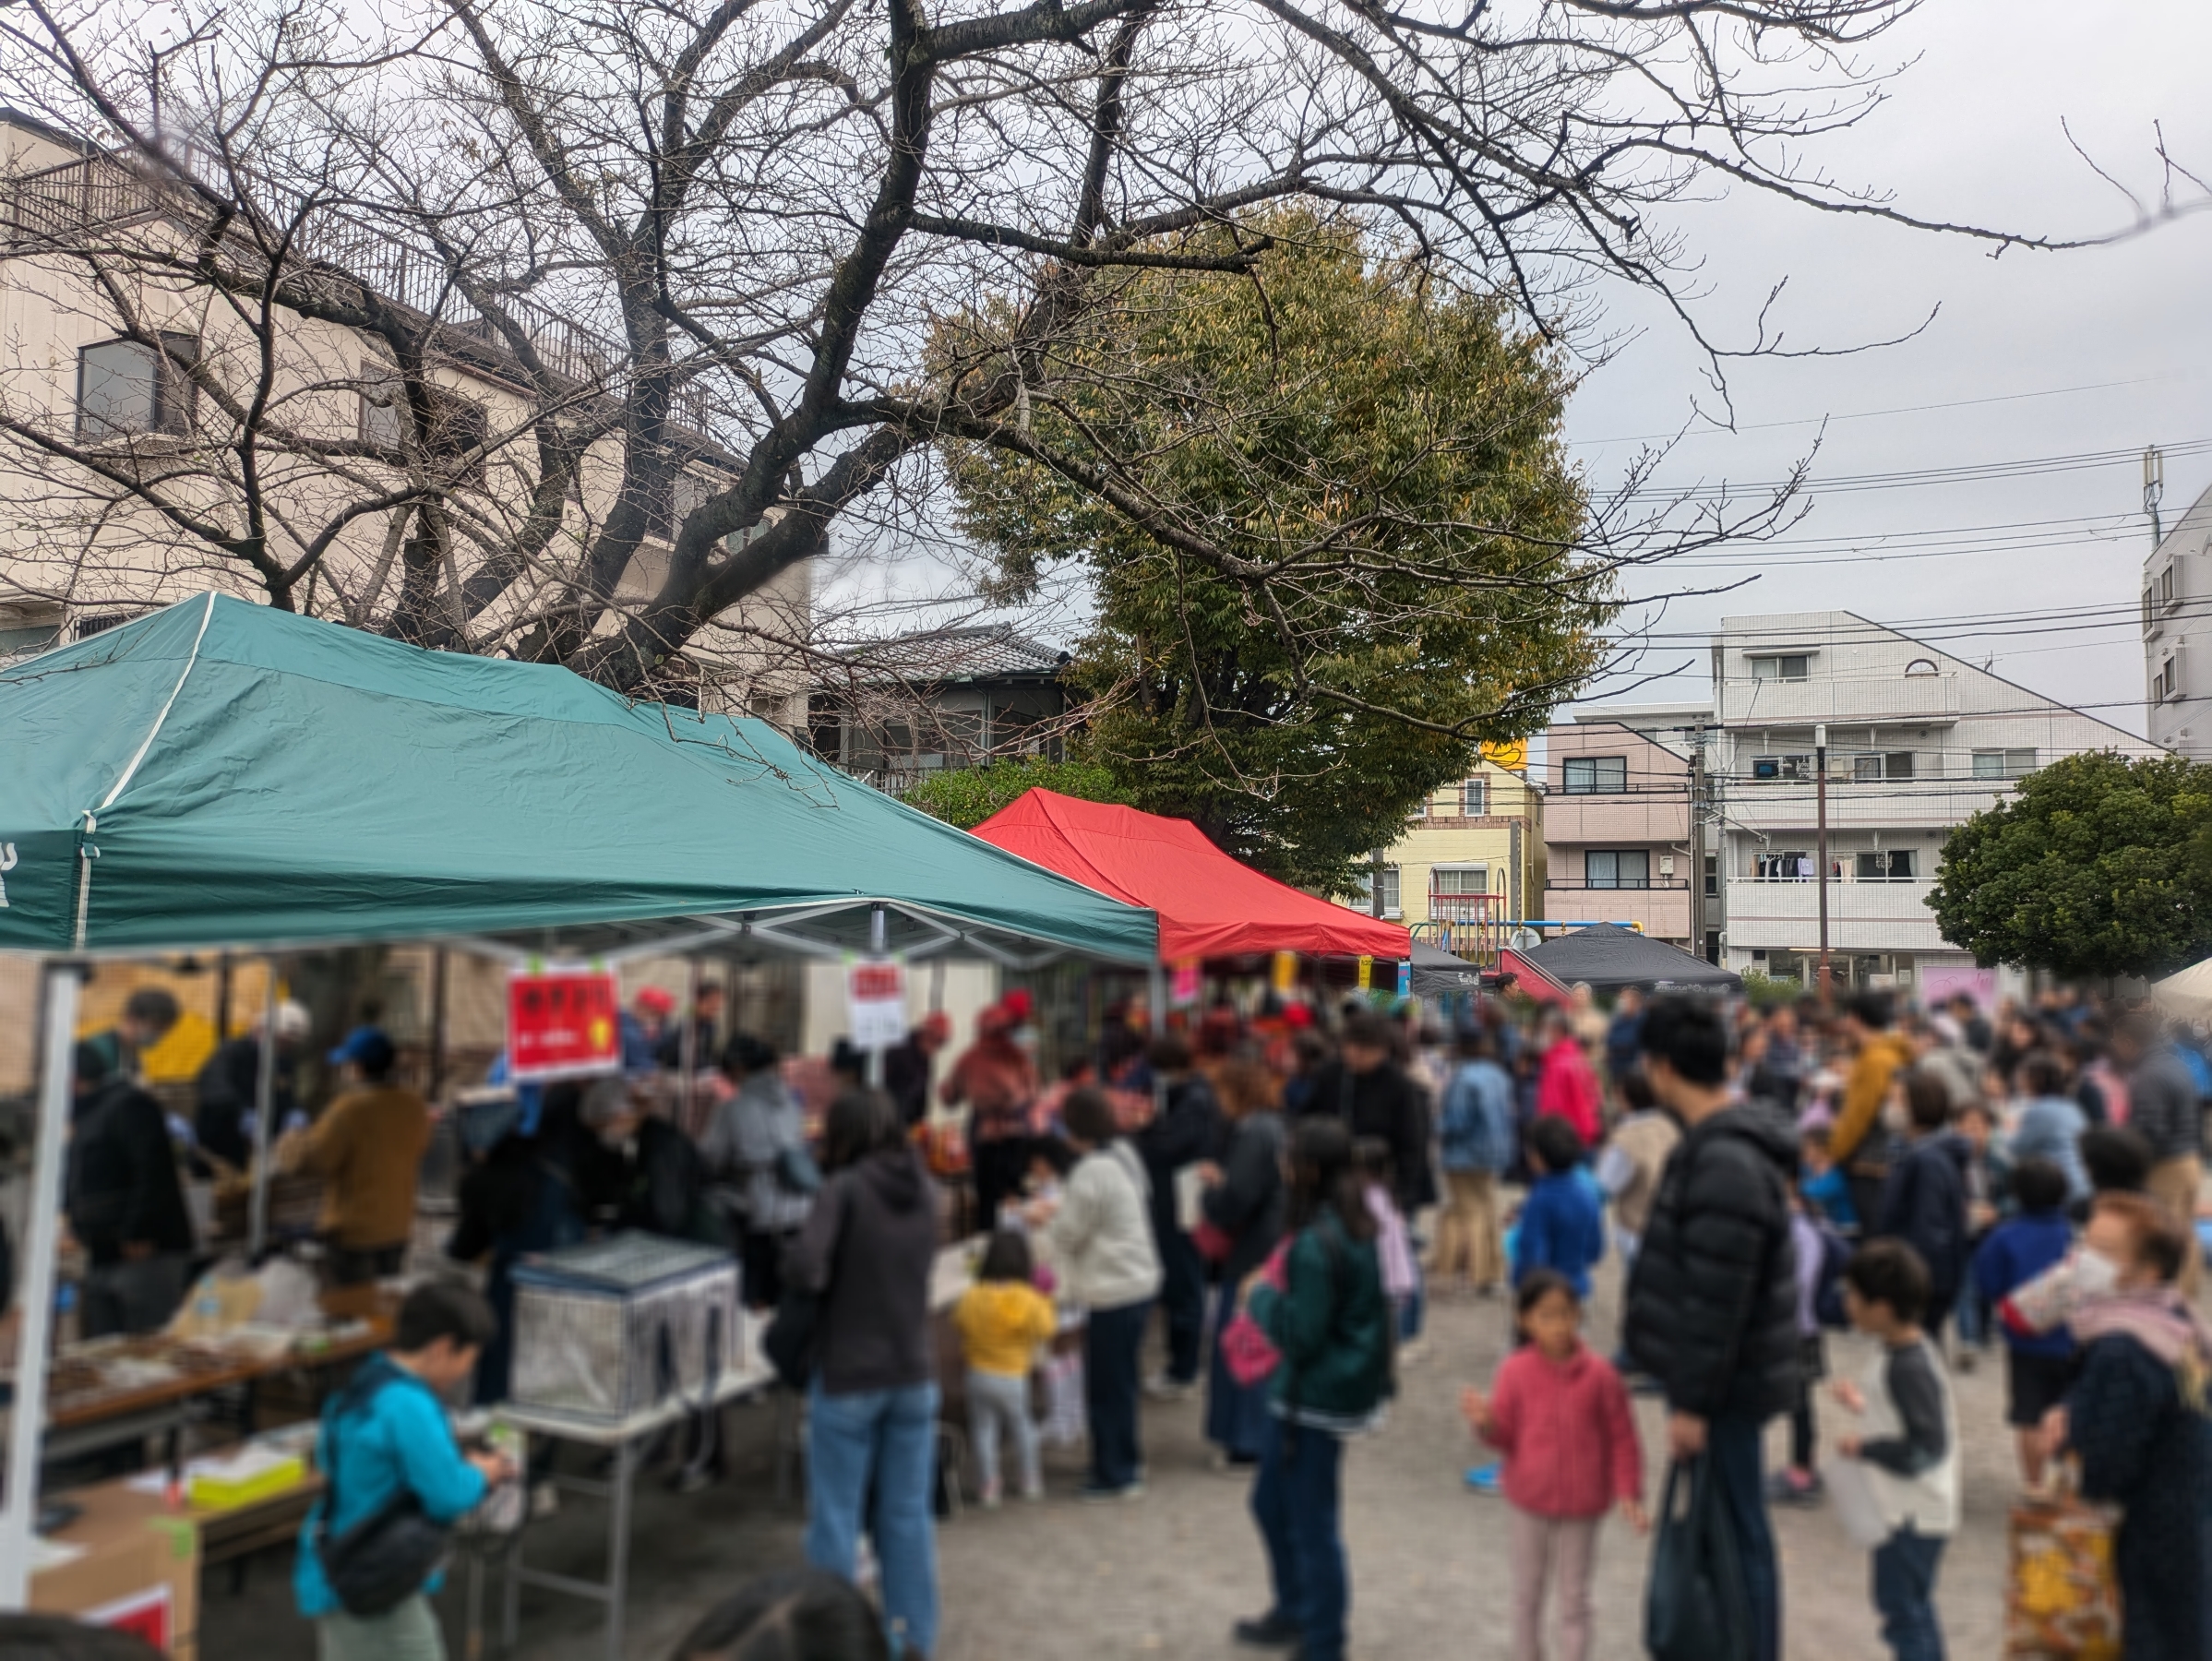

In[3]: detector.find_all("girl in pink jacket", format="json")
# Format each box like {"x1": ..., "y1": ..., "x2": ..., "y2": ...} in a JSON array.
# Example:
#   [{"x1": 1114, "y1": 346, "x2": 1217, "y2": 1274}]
[{"x1": 1461, "y1": 1271, "x2": 1646, "y2": 1661}]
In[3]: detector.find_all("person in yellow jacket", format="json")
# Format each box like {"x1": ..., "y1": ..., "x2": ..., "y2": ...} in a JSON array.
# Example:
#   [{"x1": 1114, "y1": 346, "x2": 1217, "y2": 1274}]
[
  {"x1": 1827, "y1": 992, "x2": 1915, "y2": 1228},
  {"x1": 953, "y1": 1231, "x2": 1059, "y2": 1506}
]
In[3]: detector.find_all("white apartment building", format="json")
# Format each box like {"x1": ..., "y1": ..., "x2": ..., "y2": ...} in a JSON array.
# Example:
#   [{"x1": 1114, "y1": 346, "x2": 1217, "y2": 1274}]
[
  {"x1": 1710, "y1": 612, "x2": 2161, "y2": 993},
  {"x1": 2144, "y1": 472, "x2": 2212, "y2": 761}
]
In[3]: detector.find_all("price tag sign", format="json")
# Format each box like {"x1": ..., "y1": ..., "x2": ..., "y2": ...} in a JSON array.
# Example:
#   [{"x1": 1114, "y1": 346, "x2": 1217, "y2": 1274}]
[
  {"x1": 848, "y1": 958, "x2": 908, "y2": 1050},
  {"x1": 1271, "y1": 950, "x2": 1298, "y2": 994},
  {"x1": 1357, "y1": 955, "x2": 1373, "y2": 991},
  {"x1": 1170, "y1": 957, "x2": 1202, "y2": 1008},
  {"x1": 508, "y1": 966, "x2": 621, "y2": 1081}
]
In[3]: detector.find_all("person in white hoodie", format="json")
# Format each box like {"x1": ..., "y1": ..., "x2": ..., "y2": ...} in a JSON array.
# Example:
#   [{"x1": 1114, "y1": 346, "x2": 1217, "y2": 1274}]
[
  {"x1": 1029, "y1": 1086, "x2": 1162, "y2": 1501},
  {"x1": 1830, "y1": 1239, "x2": 1958, "y2": 1661}
]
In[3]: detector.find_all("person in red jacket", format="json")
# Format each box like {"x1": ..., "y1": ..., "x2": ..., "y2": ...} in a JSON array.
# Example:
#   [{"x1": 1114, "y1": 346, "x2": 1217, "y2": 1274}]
[
  {"x1": 1535, "y1": 1010, "x2": 1603, "y2": 1147},
  {"x1": 1462, "y1": 1271, "x2": 1647, "y2": 1661}
]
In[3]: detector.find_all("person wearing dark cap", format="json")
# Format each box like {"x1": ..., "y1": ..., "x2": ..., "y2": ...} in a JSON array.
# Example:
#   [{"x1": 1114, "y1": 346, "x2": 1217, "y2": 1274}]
[
  {"x1": 82, "y1": 986, "x2": 181, "y2": 1082},
  {"x1": 276, "y1": 1027, "x2": 431, "y2": 1286},
  {"x1": 67, "y1": 1041, "x2": 196, "y2": 1336}
]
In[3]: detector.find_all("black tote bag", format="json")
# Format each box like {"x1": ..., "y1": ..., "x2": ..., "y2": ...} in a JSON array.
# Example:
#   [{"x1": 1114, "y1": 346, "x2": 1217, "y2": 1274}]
[{"x1": 1644, "y1": 1454, "x2": 1752, "y2": 1661}]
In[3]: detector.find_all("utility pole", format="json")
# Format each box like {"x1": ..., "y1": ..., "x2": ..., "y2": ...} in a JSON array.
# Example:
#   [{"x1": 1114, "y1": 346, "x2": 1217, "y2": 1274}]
[
  {"x1": 1688, "y1": 734, "x2": 1705, "y2": 961},
  {"x1": 2146, "y1": 446, "x2": 2166, "y2": 546},
  {"x1": 1814, "y1": 723, "x2": 1831, "y2": 1005}
]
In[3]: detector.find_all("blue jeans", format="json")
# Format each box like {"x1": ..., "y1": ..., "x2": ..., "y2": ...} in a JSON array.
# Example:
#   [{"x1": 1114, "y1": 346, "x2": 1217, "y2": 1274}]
[
  {"x1": 1251, "y1": 1421, "x2": 1348, "y2": 1661},
  {"x1": 1707, "y1": 1413, "x2": 1781, "y2": 1661},
  {"x1": 806, "y1": 1380, "x2": 939, "y2": 1658},
  {"x1": 1873, "y1": 1526, "x2": 1946, "y2": 1661},
  {"x1": 1086, "y1": 1298, "x2": 1150, "y2": 1489},
  {"x1": 1205, "y1": 1281, "x2": 1271, "y2": 1461}
]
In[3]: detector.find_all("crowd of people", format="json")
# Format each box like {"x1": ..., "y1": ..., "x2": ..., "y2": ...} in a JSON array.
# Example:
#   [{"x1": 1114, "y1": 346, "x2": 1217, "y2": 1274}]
[{"x1": 44, "y1": 970, "x2": 2212, "y2": 1661}]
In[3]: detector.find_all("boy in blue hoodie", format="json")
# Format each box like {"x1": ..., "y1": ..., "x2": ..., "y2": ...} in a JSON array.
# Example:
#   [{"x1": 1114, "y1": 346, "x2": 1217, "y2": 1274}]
[
  {"x1": 1513, "y1": 1116, "x2": 1606, "y2": 1298},
  {"x1": 1970, "y1": 1156, "x2": 2077, "y2": 1489},
  {"x1": 297, "y1": 1280, "x2": 514, "y2": 1659}
]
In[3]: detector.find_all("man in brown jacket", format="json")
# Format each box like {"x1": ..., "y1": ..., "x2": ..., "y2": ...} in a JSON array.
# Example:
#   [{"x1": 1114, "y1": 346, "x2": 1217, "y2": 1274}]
[
  {"x1": 1828, "y1": 991, "x2": 1914, "y2": 1228},
  {"x1": 277, "y1": 1028, "x2": 432, "y2": 1285}
]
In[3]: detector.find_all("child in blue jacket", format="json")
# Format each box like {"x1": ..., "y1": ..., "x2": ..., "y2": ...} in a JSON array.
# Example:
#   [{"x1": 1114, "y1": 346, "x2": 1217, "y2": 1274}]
[
  {"x1": 297, "y1": 1281, "x2": 515, "y2": 1653},
  {"x1": 1513, "y1": 1116, "x2": 1606, "y2": 1299},
  {"x1": 1971, "y1": 1155, "x2": 2077, "y2": 1488}
]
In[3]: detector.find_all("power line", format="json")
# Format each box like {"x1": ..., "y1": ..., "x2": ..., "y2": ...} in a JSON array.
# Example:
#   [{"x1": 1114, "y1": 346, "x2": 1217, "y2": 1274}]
[
  {"x1": 1616, "y1": 437, "x2": 2212, "y2": 503},
  {"x1": 1571, "y1": 375, "x2": 2184, "y2": 449}
]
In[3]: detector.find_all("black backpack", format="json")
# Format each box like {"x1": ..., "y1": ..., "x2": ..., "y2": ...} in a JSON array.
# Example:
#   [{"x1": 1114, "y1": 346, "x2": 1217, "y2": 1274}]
[{"x1": 317, "y1": 1357, "x2": 456, "y2": 1617}]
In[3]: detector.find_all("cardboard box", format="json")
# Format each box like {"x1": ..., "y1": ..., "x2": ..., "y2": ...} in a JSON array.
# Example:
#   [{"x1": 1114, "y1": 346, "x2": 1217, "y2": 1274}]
[{"x1": 35, "y1": 1479, "x2": 202, "y2": 1659}]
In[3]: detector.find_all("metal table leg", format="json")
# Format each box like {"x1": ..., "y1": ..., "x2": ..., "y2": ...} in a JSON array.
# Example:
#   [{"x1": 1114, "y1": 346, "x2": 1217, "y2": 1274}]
[
  {"x1": 502, "y1": 1519, "x2": 521, "y2": 1653},
  {"x1": 605, "y1": 1437, "x2": 635, "y2": 1661}
]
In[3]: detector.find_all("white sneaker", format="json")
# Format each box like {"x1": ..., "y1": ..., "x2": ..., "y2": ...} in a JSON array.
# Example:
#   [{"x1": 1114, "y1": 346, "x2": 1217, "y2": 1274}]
[{"x1": 1142, "y1": 1374, "x2": 1194, "y2": 1402}]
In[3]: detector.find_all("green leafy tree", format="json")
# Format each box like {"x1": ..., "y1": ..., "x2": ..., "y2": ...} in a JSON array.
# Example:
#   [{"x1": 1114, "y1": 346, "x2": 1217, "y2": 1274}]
[
  {"x1": 903, "y1": 758, "x2": 1126, "y2": 831},
  {"x1": 1928, "y1": 751, "x2": 2212, "y2": 978},
  {"x1": 941, "y1": 216, "x2": 1605, "y2": 892}
]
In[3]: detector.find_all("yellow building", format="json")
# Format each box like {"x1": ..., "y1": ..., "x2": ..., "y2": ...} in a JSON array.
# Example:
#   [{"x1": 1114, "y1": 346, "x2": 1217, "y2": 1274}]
[{"x1": 1374, "y1": 759, "x2": 1543, "y2": 955}]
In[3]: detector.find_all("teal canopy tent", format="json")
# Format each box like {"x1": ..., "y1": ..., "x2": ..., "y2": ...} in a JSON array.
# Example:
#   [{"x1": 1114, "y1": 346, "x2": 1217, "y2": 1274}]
[{"x1": 0, "y1": 592, "x2": 1156, "y2": 965}]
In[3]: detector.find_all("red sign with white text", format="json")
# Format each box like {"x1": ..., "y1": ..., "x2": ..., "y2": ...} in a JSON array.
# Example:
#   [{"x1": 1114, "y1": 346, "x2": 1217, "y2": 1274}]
[{"x1": 508, "y1": 967, "x2": 622, "y2": 1081}]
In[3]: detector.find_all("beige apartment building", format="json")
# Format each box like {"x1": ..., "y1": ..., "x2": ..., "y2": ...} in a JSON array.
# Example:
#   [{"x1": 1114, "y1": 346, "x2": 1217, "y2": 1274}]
[
  {"x1": 1541, "y1": 703, "x2": 1707, "y2": 952},
  {"x1": 0, "y1": 113, "x2": 809, "y2": 720}
]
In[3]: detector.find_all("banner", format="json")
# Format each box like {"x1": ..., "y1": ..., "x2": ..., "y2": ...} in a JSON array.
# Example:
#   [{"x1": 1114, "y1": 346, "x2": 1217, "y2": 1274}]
[
  {"x1": 1271, "y1": 950, "x2": 1298, "y2": 994},
  {"x1": 508, "y1": 965, "x2": 620, "y2": 1081},
  {"x1": 848, "y1": 958, "x2": 908, "y2": 1050},
  {"x1": 1480, "y1": 740, "x2": 1527, "y2": 772},
  {"x1": 1396, "y1": 961, "x2": 1412, "y2": 998},
  {"x1": 1357, "y1": 955, "x2": 1373, "y2": 991}
]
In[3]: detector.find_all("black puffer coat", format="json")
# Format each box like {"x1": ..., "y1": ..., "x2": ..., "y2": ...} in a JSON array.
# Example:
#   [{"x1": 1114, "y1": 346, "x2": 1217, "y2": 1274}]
[{"x1": 1623, "y1": 1105, "x2": 1799, "y2": 1423}]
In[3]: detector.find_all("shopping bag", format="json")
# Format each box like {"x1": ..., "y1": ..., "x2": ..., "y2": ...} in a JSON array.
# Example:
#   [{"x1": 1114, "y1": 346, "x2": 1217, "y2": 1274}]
[
  {"x1": 1040, "y1": 1350, "x2": 1086, "y2": 1446},
  {"x1": 2003, "y1": 1476, "x2": 2122, "y2": 1660},
  {"x1": 1644, "y1": 1455, "x2": 1752, "y2": 1661}
]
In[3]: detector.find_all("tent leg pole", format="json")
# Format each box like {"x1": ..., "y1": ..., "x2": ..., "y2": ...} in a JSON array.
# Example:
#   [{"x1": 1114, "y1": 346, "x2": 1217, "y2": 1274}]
[
  {"x1": 0, "y1": 963, "x2": 82, "y2": 1607},
  {"x1": 867, "y1": 906, "x2": 888, "y2": 1091},
  {"x1": 428, "y1": 947, "x2": 449, "y2": 1103},
  {"x1": 248, "y1": 969, "x2": 278, "y2": 1261},
  {"x1": 1147, "y1": 964, "x2": 1166, "y2": 1034},
  {"x1": 679, "y1": 959, "x2": 699, "y2": 1130}
]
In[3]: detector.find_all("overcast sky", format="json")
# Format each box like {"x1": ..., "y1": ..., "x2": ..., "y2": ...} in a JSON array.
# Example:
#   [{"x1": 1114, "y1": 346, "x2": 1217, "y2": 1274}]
[{"x1": 1564, "y1": 0, "x2": 2212, "y2": 733}]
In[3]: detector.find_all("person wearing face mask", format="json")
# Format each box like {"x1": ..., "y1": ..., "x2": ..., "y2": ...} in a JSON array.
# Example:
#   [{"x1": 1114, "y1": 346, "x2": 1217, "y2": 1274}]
[
  {"x1": 940, "y1": 993, "x2": 1041, "y2": 1229},
  {"x1": 2042, "y1": 1192, "x2": 2212, "y2": 1661}
]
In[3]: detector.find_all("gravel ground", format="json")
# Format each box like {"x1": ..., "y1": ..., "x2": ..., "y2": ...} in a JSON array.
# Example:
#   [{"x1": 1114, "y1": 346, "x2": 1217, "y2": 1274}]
[{"x1": 202, "y1": 1250, "x2": 2034, "y2": 1661}]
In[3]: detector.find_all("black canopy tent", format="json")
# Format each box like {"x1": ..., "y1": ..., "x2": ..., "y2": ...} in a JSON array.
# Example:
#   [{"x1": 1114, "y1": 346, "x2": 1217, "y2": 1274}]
[
  {"x1": 1516, "y1": 923, "x2": 1743, "y2": 995},
  {"x1": 1408, "y1": 938, "x2": 1485, "y2": 998}
]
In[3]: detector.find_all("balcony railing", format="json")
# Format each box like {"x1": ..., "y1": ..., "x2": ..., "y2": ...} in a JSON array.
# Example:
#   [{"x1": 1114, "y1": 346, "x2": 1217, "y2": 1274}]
[{"x1": 1544, "y1": 879, "x2": 1692, "y2": 892}]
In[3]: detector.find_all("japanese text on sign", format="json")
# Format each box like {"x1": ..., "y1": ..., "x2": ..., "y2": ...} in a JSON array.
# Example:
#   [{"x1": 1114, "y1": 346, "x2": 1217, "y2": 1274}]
[
  {"x1": 508, "y1": 967, "x2": 621, "y2": 1081},
  {"x1": 848, "y1": 958, "x2": 908, "y2": 1050}
]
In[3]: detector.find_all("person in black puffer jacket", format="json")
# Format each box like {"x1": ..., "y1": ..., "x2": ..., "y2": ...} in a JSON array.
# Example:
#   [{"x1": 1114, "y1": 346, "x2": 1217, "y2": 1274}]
[{"x1": 1626, "y1": 997, "x2": 1798, "y2": 1661}]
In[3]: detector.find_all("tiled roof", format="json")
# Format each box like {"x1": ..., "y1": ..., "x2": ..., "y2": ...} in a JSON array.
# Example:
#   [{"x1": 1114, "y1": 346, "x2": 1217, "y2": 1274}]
[{"x1": 840, "y1": 623, "x2": 1070, "y2": 683}]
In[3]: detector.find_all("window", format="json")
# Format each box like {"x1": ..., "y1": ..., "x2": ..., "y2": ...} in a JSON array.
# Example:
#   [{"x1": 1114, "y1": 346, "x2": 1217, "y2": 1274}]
[
  {"x1": 1752, "y1": 754, "x2": 1811, "y2": 783},
  {"x1": 1855, "y1": 850, "x2": 1916, "y2": 881},
  {"x1": 2161, "y1": 565, "x2": 2179, "y2": 609},
  {"x1": 2155, "y1": 657, "x2": 2181, "y2": 703},
  {"x1": 1904, "y1": 658, "x2": 1939, "y2": 676},
  {"x1": 1585, "y1": 849, "x2": 1650, "y2": 890},
  {"x1": 1972, "y1": 748, "x2": 2039, "y2": 779},
  {"x1": 77, "y1": 333, "x2": 197, "y2": 440},
  {"x1": 1754, "y1": 849, "x2": 1813, "y2": 881},
  {"x1": 1460, "y1": 778, "x2": 1487, "y2": 817},
  {"x1": 648, "y1": 469, "x2": 720, "y2": 541},
  {"x1": 1376, "y1": 865, "x2": 1401, "y2": 917},
  {"x1": 1432, "y1": 867, "x2": 1489, "y2": 895},
  {"x1": 1704, "y1": 854, "x2": 1718, "y2": 897},
  {"x1": 1562, "y1": 755, "x2": 1627, "y2": 795},
  {"x1": 1852, "y1": 752, "x2": 1915, "y2": 781},
  {"x1": 1750, "y1": 653, "x2": 1810, "y2": 681}
]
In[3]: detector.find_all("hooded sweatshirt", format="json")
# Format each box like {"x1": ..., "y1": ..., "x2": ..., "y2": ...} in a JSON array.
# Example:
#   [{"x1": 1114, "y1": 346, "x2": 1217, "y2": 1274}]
[
  {"x1": 784, "y1": 1144, "x2": 939, "y2": 1396},
  {"x1": 1831, "y1": 1031, "x2": 1914, "y2": 1171}
]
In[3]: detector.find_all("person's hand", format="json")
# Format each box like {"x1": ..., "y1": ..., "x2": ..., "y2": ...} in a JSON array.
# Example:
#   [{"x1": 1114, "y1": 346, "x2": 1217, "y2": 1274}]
[
  {"x1": 1194, "y1": 1161, "x2": 1224, "y2": 1188},
  {"x1": 1021, "y1": 1197, "x2": 1058, "y2": 1227},
  {"x1": 1666, "y1": 1412, "x2": 1706, "y2": 1460},
  {"x1": 2039, "y1": 1405, "x2": 2070, "y2": 1460},
  {"x1": 1237, "y1": 1266, "x2": 1269, "y2": 1309},
  {"x1": 1460, "y1": 1386, "x2": 1490, "y2": 1434},
  {"x1": 1619, "y1": 1497, "x2": 1650, "y2": 1534},
  {"x1": 1831, "y1": 1379, "x2": 1865, "y2": 1414},
  {"x1": 120, "y1": 1240, "x2": 153, "y2": 1263},
  {"x1": 468, "y1": 1450, "x2": 517, "y2": 1486},
  {"x1": 1835, "y1": 1433, "x2": 1862, "y2": 1460}
]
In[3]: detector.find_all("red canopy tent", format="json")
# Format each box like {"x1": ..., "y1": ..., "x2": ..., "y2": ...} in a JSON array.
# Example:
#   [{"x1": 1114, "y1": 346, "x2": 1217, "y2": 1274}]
[{"x1": 971, "y1": 789, "x2": 1410, "y2": 962}]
